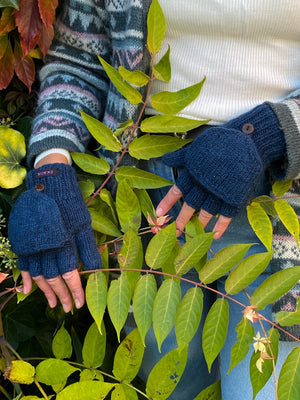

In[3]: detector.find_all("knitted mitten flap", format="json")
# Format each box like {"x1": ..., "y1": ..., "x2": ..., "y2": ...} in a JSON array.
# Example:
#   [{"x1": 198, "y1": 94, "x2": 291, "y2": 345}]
[{"x1": 8, "y1": 163, "x2": 101, "y2": 278}]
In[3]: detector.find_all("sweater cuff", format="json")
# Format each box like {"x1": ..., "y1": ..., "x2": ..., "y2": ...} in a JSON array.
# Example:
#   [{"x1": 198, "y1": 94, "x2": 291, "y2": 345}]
[{"x1": 267, "y1": 99, "x2": 300, "y2": 180}]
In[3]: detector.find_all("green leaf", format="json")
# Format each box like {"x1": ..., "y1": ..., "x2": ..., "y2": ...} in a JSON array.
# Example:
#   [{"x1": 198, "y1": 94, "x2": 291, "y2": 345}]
[
  {"x1": 82, "y1": 321, "x2": 106, "y2": 368},
  {"x1": 119, "y1": 65, "x2": 149, "y2": 86},
  {"x1": 100, "y1": 188, "x2": 118, "y2": 225},
  {"x1": 193, "y1": 380, "x2": 221, "y2": 400},
  {"x1": 275, "y1": 198, "x2": 299, "y2": 246},
  {"x1": 71, "y1": 152, "x2": 110, "y2": 175},
  {"x1": 247, "y1": 203, "x2": 272, "y2": 251},
  {"x1": 147, "y1": 0, "x2": 166, "y2": 54},
  {"x1": 272, "y1": 179, "x2": 293, "y2": 196},
  {"x1": 150, "y1": 79, "x2": 205, "y2": 114},
  {"x1": 98, "y1": 56, "x2": 142, "y2": 105},
  {"x1": 134, "y1": 188, "x2": 156, "y2": 220},
  {"x1": 199, "y1": 243, "x2": 253, "y2": 285},
  {"x1": 115, "y1": 166, "x2": 173, "y2": 188},
  {"x1": 118, "y1": 228, "x2": 143, "y2": 269},
  {"x1": 141, "y1": 114, "x2": 210, "y2": 133},
  {"x1": 225, "y1": 251, "x2": 274, "y2": 295},
  {"x1": 0, "y1": 0, "x2": 19, "y2": 9},
  {"x1": 118, "y1": 228, "x2": 143, "y2": 291},
  {"x1": 113, "y1": 328, "x2": 144, "y2": 383},
  {"x1": 133, "y1": 274, "x2": 157, "y2": 345},
  {"x1": 251, "y1": 266, "x2": 300, "y2": 310},
  {"x1": 278, "y1": 347, "x2": 300, "y2": 400},
  {"x1": 175, "y1": 232, "x2": 214, "y2": 276},
  {"x1": 145, "y1": 222, "x2": 177, "y2": 270},
  {"x1": 6, "y1": 360, "x2": 35, "y2": 384},
  {"x1": 79, "y1": 179, "x2": 95, "y2": 200},
  {"x1": 90, "y1": 208, "x2": 122, "y2": 237},
  {"x1": 111, "y1": 384, "x2": 138, "y2": 400},
  {"x1": 52, "y1": 323, "x2": 72, "y2": 359},
  {"x1": 154, "y1": 45, "x2": 171, "y2": 82},
  {"x1": 0, "y1": 127, "x2": 26, "y2": 188},
  {"x1": 107, "y1": 274, "x2": 132, "y2": 341},
  {"x1": 56, "y1": 381, "x2": 115, "y2": 400},
  {"x1": 80, "y1": 368, "x2": 103, "y2": 382},
  {"x1": 114, "y1": 119, "x2": 133, "y2": 137},
  {"x1": 277, "y1": 298, "x2": 300, "y2": 327},
  {"x1": 146, "y1": 346, "x2": 188, "y2": 400},
  {"x1": 116, "y1": 179, "x2": 141, "y2": 232},
  {"x1": 202, "y1": 298, "x2": 229, "y2": 373},
  {"x1": 86, "y1": 272, "x2": 107, "y2": 334},
  {"x1": 80, "y1": 110, "x2": 122, "y2": 152},
  {"x1": 251, "y1": 196, "x2": 277, "y2": 217},
  {"x1": 185, "y1": 216, "x2": 206, "y2": 272},
  {"x1": 36, "y1": 359, "x2": 79, "y2": 385},
  {"x1": 129, "y1": 134, "x2": 192, "y2": 160},
  {"x1": 175, "y1": 287, "x2": 203, "y2": 348},
  {"x1": 153, "y1": 279, "x2": 181, "y2": 352},
  {"x1": 228, "y1": 318, "x2": 255, "y2": 374},
  {"x1": 250, "y1": 328, "x2": 279, "y2": 400}
]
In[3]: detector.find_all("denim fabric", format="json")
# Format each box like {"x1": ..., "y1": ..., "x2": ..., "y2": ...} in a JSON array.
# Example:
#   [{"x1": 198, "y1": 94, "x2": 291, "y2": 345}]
[{"x1": 136, "y1": 156, "x2": 298, "y2": 399}]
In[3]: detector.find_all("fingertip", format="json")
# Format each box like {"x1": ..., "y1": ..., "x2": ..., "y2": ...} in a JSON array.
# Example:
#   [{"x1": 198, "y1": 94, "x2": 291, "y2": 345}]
[
  {"x1": 21, "y1": 271, "x2": 32, "y2": 294},
  {"x1": 156, "y1": 206, "x2": 164, "y2": 217}
]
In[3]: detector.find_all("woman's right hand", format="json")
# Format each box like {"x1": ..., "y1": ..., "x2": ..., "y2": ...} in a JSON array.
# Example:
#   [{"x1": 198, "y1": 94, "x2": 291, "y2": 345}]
[{"x1": 8, "y1": 154, "x2": 101, "y2": 312}]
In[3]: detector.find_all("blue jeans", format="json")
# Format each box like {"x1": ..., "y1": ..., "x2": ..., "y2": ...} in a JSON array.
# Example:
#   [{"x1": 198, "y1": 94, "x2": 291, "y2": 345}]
[{"x1": 135, "y1": 157, "x2": 298, "y2": 399}]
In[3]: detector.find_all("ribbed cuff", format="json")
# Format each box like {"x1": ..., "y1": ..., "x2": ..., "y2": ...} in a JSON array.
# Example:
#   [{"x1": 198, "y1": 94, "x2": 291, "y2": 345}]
[{"x1": 268, "y1": 99, "x2": 300, "y2": 180}]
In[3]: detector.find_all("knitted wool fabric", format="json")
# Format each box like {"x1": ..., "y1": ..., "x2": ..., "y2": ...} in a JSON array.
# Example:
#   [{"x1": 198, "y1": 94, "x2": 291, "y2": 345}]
[
  {"x1": 271, "y1": 180, "x2": 300, "y2": 340},
  {"x1": 28, "y1": 0, "x2": 152, "y2": 168},
  {"x1": 27, "y1": 0, "x2": 300, "y2": 181},
  {"x1": 163, "y1": 103, "x2": 286, "y2": 217},
  {"x1": 8, "y1": 163, "x2": 101, "y2": 279}
]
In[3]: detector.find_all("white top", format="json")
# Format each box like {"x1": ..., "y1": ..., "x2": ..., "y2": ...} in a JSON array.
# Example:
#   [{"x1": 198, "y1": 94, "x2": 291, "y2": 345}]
[{"x1": 146, "y1": 0, "x2": 300, "y2": 124}]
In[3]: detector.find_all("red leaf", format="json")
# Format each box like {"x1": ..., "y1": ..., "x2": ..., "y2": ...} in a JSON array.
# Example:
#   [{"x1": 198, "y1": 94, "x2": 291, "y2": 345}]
[
  {"x1": 38, "y1": 0, "x2": 58, "y2": 28},
  {"x1": 0, "y1": 35, "x2": 14, "y2": 90},
  {"x1": 0, "y1": 273, "x2": 8, "y2": 284},
  {"x1": 38, "y1": 23, "x2": 54, "y2": 57},
  {"x1": 0, "y1": 8, "x2": 16, "y2": 34},
  {"x1": 15, "y1": 0, "x2": 43, "y2": 56},
  {"x1": 14, "y1": 41, "x2": 35, "y2": 91}
]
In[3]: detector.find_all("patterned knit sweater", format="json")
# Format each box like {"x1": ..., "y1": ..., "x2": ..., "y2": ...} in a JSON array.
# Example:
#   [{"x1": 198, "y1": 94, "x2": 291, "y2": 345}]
[{"x1": 28, "y1": 0, "x2": 300, "y2": 339}]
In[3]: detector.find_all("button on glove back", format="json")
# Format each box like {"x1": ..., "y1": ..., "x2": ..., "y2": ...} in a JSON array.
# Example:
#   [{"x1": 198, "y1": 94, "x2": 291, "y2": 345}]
[
  {"x1": 8, "y1": 163, "x2": 101, "y2": 279},
  {"x1": 163, "y1": 103, "x2": 286, "y2": 217}
]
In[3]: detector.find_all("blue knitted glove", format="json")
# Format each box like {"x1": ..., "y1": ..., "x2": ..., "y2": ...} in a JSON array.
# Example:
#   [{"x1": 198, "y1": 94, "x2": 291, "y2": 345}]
[
  {"x1": 8, "y1": 163, "x2": 101, "y2": 279},
  {"x1": 163, "y1": 103, "x2": 286, "y2": 217}
]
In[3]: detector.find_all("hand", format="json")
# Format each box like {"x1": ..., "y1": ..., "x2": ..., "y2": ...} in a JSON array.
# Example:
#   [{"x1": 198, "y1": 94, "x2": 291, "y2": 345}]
[
  {"x1": 156, "y1": 185, "x2": 231, "y2": 239},
  {"x1": 157, "y1": 103, "x2": 286, "y2": 237},
  {"x1": 8, "y1": 163, "x2": 101, "y2": 312}
]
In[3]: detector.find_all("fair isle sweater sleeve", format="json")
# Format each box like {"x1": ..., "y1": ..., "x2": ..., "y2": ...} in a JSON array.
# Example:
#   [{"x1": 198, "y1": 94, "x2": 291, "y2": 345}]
[{"x1": 27, "y1": 0, "x2": 151, "y2": 167}]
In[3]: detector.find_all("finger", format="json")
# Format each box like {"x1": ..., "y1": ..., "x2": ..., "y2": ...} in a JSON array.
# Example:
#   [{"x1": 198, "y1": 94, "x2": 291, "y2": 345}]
[
  {"x1": 62, "y1": 269, "x2": 85, "y2": 309},
  {"x1": 46, "y1": 275, "x2": 73, "y2": 313},
  {"x1": 156, "y1": 185, "x2": 183, "y2": 217},
  {"x1": 21, "y1": 271, "x2": 32, "y2": 294},
  {"x1": 33, "y1": 275, "x2": 58, "y2": 308},
  {"x1": 176, "y1": 202, "x2": 196, "y2": 236},
  {"x1": 212, "y1": 215, "x2": 232, "y2": 239},
  {"x1": 198, "y1": 208, "x2": 214, "y2": 229}
]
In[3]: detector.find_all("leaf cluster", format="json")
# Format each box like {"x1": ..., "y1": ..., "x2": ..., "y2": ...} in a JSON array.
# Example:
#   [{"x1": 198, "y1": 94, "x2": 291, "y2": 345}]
[{"x1": 0, "y1": 0, "x2": 58, "y2": 92}]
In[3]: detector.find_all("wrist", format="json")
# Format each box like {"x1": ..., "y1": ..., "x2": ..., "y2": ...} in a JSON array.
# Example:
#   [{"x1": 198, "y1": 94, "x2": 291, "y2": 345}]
[{"x1": 34, "y1": 148, "x2": 72, "y2": 168}]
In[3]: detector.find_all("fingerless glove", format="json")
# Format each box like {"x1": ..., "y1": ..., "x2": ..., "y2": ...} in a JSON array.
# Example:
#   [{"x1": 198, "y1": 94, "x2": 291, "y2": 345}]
[
  {"x1": 163, "y1": 103, "x2": 286, "y2": 217},
  {"x1": 8, "y1": 163, "x2": 101, "y2": 279}
]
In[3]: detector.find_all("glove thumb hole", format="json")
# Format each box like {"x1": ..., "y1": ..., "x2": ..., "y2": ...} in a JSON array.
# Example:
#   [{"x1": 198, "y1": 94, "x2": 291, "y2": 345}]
[
  {"x1": 76, "y1": 227, "x2": 102, "y2": 270},
  {"x1": 162, "y1": 147, "x2": 186, "y2": 168}
]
